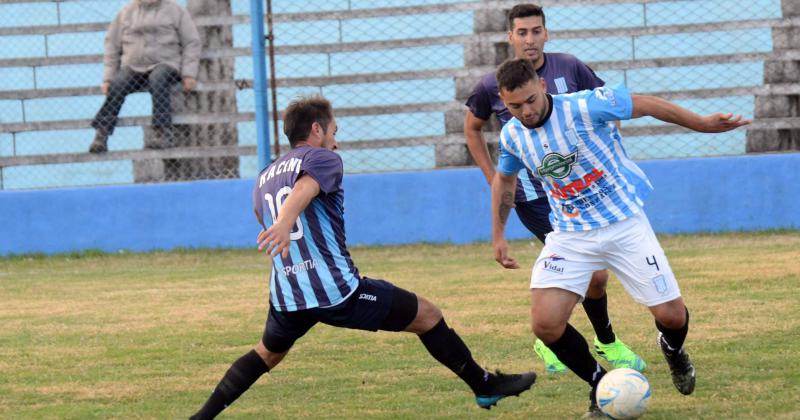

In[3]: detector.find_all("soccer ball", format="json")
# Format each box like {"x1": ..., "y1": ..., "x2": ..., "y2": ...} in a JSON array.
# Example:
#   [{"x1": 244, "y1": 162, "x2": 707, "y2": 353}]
[{"x1": 596, "y1": 368, "x2": 651, "y2": 419}]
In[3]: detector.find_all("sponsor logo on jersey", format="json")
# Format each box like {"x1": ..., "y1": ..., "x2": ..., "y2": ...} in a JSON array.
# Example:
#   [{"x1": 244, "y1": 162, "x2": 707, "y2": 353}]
[
  {"x1": 551, "y1": 168, "x2": 605, "y2": 200},
  {"x1": 537, "y1": 151, "x2": 578, "y2": 179},
  {"x1": 543, "y1": 260, "x2": 565, "y2": 274},
  {"x1": 561, "y1": 205, "x2": 580, "y2": 218},
  {"x1": 282, "y1": 258, "x2": 317, "y2": 276},
  {"x1": 358, "y1": 293, "x2": 377, "y2": 302},
  {"x1": 547, "y1": 254, "x2": 565, "y2": 261}
]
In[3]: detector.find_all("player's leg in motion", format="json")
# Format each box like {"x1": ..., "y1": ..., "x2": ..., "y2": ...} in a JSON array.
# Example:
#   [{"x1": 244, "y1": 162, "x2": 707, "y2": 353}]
[
  {"x1": 584, "y1": 270, "x2": 647, "y2": 371},
  {"x1": 409, "y1": 295, "x2": 537, "y2": 409},
  {"x1": 516, "y1": 198, "x2": 644, "y2": 373},
  {"x1": 650, "y1": 297, "x2": 695, "y2": 395},
  {"x1": 531, "y1": 287, "x2": 607, "y2": 416},
  {"x1": 189, "y1": 308, "x2": 314, "y2": 420}
]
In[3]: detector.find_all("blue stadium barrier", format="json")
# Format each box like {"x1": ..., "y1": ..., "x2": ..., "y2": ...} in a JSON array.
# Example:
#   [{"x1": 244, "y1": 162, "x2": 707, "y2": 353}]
[{"x1": 1, "y1": 153, "x2": 798, "y2": 256}]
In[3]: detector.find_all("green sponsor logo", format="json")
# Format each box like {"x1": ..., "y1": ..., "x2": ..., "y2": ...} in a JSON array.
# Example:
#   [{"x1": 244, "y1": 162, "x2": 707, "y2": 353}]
[{"x1": 537, "y1": 152, "x2": 578, "y2": 179}]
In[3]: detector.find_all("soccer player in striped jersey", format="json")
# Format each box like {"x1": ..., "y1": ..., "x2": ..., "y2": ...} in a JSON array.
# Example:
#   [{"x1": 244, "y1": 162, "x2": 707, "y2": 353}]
[
  {"x1": 465, "y1": 3, "x2": 645, "y2": 375},
  {"x1": 189, "y1": 96, "x2": 536, "y2": 419},
  {"x1": 490, "y1": 58, "x2": 749, "y2": 416}
]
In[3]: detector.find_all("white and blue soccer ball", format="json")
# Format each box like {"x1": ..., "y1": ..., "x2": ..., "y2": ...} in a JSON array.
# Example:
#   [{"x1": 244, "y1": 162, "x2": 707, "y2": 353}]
[{"x1": 596, "y1": 368, "x2": 651, "y2": 419}]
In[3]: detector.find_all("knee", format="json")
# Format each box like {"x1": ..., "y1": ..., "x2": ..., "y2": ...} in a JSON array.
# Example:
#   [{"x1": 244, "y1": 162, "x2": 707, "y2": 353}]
[
  {"x1": 655, "y1": 306, "x2": 687, "y2": 329},
  {"x1": 531, "y1": 318, "x2": 565, "y2": 344},
  {"x1": 417, "y1": 297, "x2": 443, "y2": 325},
  {"x1": 255, "y1": 340, "x2": 285, "y2": 369}
]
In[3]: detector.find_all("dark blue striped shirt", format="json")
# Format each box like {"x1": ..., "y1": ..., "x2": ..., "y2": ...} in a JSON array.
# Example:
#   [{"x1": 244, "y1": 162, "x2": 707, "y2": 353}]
[
  {"x1": 254, "y1": 146, "x2": 359, "y2": 311},
  {"x1": 466, "y1": 52, "x2": 605, "y2": 203}
]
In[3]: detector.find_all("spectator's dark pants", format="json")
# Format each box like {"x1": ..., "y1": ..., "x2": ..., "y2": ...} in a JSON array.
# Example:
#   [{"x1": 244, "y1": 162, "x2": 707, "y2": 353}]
[{"x1": 91, "y1": 64, "x2": 181, "y2": 135}]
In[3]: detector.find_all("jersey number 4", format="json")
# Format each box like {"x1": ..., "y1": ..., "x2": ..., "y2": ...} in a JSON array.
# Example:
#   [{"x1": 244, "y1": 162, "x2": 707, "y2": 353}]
[{"x1": 264, "y1": 186, "x2": 304, "y2": 240}]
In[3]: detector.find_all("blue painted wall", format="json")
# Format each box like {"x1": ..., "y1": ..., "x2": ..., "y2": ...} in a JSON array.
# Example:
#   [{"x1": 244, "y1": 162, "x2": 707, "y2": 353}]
[{"x1": 1, "y1": 153, "x2": 798, "y2": 256}]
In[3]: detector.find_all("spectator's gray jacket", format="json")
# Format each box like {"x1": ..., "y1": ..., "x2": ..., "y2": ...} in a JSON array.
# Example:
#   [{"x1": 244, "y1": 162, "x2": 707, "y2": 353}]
[{"x1": 103, "y1": 0, "x2": 201, "y2": 82}]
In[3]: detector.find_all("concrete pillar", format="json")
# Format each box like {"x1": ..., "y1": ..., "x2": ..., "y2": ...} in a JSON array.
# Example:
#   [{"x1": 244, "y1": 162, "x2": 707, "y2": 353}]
[
  {"x1": 440, "y1": 6, "x2": 509, "y2": 168},
  {"x1": 746, "y1": 0, "x2": 800, "y2": 153}
]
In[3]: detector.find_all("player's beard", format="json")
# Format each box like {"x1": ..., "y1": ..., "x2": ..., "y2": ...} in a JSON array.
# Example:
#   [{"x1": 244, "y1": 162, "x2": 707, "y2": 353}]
[{"x1": 521, "y1": 105, "x2": 548, "y2": 128}]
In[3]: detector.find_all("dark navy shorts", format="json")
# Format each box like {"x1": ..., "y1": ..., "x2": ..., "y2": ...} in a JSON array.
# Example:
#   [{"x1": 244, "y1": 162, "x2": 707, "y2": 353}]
[
  {"x1": 262, "y1": 277, "x2": 418, "y2": 353},
  {"x1": 514, "y1": 196, "x2": 554, "y2": 244}
]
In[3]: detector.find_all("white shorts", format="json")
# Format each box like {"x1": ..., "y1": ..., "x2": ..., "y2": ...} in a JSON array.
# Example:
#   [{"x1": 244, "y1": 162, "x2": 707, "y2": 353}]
[{"x1": 531, "y1": 210, "x2": 681, "y2": 307}]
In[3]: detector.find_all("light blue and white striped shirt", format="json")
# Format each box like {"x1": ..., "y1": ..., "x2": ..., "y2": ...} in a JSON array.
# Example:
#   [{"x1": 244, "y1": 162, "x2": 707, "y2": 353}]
[{"x1": 497, "y1": 84, "x2": 653, "y2": 232}]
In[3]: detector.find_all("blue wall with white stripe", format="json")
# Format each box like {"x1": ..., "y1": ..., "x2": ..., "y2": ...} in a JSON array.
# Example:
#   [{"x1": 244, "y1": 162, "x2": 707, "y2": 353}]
[{"x1": 1, "y1": 152, "x2": 798, "y2": 256}]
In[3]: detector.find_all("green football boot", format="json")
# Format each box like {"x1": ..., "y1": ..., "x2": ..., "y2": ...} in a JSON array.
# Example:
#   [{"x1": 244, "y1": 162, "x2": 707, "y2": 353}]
[
  {"x1": 594, "y1": 336, "x2": 647, "y2": 372},
  {"x1": 533, "y1": 339, "x2": 567, "y2": 374}
]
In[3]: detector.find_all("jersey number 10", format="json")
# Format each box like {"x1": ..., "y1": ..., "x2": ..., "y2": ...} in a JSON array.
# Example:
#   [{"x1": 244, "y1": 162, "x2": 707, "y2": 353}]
[{"x1": 264, "y1": 186, "x2": 304, "y2": 240}]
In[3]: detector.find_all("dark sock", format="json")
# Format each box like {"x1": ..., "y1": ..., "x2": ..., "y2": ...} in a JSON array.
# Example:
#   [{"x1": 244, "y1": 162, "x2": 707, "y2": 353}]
[
  {"x1": 582, "y1": 293, "x2": 616, "y2": 344},
  {"x1": 419, "y1": 318, "x2": 487, "y2": 394},
  {"x1": 191, "y1": 349, "x2": 270, "y2": 420},
  {"x1": 656, "y1": 307, "x2": 690, "y2": 355},
  {"x1": 545, "y1": 323, "x2": 606, "y2": 388}
]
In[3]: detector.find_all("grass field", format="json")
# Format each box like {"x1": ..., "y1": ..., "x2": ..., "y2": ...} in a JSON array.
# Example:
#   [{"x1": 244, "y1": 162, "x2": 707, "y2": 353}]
[{"x1": 1, "y1": 232, "x2": 799, "y2": 419}]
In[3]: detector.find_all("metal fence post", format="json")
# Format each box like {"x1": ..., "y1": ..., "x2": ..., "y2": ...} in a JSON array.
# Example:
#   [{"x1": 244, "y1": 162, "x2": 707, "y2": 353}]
[{"x1": 250, "y1": 0, "x2": 271, "y2": 170}]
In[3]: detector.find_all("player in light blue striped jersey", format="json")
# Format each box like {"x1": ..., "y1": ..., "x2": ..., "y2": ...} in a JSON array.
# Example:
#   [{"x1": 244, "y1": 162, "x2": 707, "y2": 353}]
[
  {"x1": 490, "y1": 58, "x2": 749, "y2": 416},
  {"x1": 465, "y1": 4, "x2": 644, "y2": 375}
]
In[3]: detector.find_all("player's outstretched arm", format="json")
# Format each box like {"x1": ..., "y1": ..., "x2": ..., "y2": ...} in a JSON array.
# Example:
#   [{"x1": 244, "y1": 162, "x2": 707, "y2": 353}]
[
  {"x1": 465, "y1": 111, "x2": 496, "y2": 185},
  {"x1": 257, "y1": 175, "x2": 320, "y2": 258},
  {"x1": 491, "y1": 172, "x2": 520, "y2": 269},
  {"x1": 631, "y1": 95, "x2": 751, "y2": 133}
]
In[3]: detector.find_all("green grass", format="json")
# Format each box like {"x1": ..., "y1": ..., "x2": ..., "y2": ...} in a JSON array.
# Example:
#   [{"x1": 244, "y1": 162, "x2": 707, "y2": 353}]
[{"x1": 1, "y1": 232, "x2": 799, "y2": 419}]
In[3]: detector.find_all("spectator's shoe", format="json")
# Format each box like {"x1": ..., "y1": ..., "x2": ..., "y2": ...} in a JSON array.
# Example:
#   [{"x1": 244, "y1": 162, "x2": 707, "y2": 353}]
[
  {"x1": 534, "y1": 339, "x2": 567, "y2": 374},
  {"x1": 475, "y1": 370, "x2": 536, "y2": 409},
  {"x1": 657, "y1": 333, "x2": 696, "y2": 395},
  {"x1": 89, "y1": 128, "x2": 108, "y2": 153},
  {"x1": 594, "y1": 336, "x2": 647, "y2": 372}
]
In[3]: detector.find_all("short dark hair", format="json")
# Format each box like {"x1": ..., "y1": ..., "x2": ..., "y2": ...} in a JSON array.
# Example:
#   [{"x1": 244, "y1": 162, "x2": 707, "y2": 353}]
[
  {"x1": 507, "y1": 4, "x2": 546, "y2": 30},
  {"x1": 283, "y1": 95, "x2": 333, "y2": 147},
  {"x1": 496, "y1": 58, "x2": 539, "y2": 92}
]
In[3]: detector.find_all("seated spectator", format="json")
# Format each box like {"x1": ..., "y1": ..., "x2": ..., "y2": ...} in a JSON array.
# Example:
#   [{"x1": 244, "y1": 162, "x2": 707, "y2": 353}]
[{"x1": 89, "y1": 0, "x2": 201, "y2": 153}]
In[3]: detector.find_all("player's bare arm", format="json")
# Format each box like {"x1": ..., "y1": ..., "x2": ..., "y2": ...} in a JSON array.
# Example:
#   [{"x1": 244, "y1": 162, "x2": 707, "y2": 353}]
[
  {"x1": 257, "y1": 175, "x2": 320, "y2": 258},
  {"x1": 491, "y1": 172, "x2": 520, "y2": 269},
  {"x1": 631, "y1": 95, "x2": 751, "y2": 133},
  {"x1": 464, "y1": 111, "x2": 496, "y2": 185}
]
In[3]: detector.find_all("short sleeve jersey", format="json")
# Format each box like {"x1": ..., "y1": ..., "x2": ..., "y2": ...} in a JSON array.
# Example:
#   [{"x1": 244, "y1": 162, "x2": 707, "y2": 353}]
[
  {"x1": 253, "y1": 146, "x2": 360, "y2": 312},
  {"x1": 497, "y1": 85, "x2": 654, "y2": 232},
  {"x1": 466, "y1": 52, "x2": 605, "y2": 203}
]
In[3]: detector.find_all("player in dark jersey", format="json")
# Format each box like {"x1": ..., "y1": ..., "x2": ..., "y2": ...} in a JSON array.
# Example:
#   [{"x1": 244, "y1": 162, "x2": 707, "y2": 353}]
[
  {"x1": 189, "y1": 96, "x2": 536, "y2": 419},
  {"x1": 464, "y1": 3, "x2": 645, "y2": 376}
]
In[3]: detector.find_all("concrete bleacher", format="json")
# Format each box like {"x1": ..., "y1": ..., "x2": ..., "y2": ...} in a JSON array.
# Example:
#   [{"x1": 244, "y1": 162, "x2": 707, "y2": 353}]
[{"x1": 0, "y1": 0, "x2": 795, "y2": 190}]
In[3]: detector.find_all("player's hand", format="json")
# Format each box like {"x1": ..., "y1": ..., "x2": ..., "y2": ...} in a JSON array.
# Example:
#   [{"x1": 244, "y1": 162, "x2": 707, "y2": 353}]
[
  {"x1": 697, "y1": 113, "x2": 750, "y2": 133},
  {"x1": 182, "y1": 77, "x2": 197, "y2": 92},
  {"x1": 100, "y1": 82, "x2": 110, "y2": 95},
  {"x1": 493, "y1": 239, "x2": 519, "y2": 269},
  {"x1": 257, "y1": 223, "x2": 291, "y2": 258}
]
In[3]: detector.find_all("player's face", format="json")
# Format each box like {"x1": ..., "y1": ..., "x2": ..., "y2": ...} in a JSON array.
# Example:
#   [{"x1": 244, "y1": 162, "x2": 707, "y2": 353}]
[
  {"x1": 508, "y1": 16, "x2": 548, "y2": 67},
  {"x1": 320, "y1": 118, "x2": 338, "y2": 151},
  {"x1": 499, "y1": 78, "x2": 549, "y2": 128}
]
